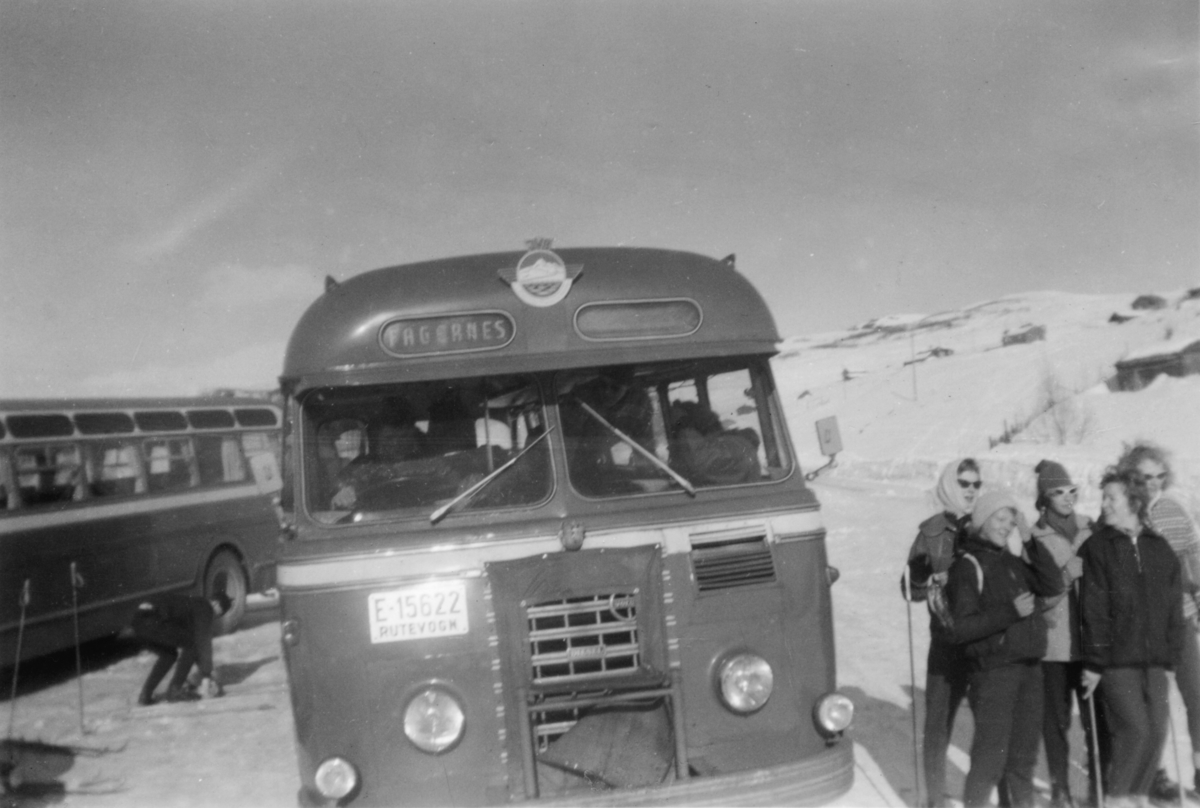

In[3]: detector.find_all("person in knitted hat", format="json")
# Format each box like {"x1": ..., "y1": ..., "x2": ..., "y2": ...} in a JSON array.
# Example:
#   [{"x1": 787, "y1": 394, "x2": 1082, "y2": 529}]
[
  {"x1": 1034, "y1": 459, "x2": 1073, "y2": 509},
  {"x1": 946, "y1": 486, "x2": 1064, "y2": 808},
  {"x1": 901, "y1": 457, "x2": 981, "y2": 808},
  {"x1": 1030, "y1": 460, "x2": 1096, "y2": 808}
]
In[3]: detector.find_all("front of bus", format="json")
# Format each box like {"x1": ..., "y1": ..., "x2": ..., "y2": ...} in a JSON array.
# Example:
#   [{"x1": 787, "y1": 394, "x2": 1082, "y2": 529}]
[{"x1": 277, "y1": 247, "x2": 853, "y2": 807}]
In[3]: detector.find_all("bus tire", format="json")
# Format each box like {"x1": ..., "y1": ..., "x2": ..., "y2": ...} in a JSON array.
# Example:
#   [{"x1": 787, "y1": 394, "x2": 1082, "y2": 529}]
[{"x1": 205, "y1": 550, "x2": 247, "y2": 636}]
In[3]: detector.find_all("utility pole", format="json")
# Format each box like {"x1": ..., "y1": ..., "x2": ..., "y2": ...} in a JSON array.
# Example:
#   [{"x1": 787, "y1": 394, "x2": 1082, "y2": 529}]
[{"x1": 910, "y1": 331, "x2": 918, "y2": 401}]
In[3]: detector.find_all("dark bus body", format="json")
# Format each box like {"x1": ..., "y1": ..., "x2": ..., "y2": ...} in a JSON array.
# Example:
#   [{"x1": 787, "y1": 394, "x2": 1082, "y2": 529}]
[
  {"x1": 277, "y1": 247, "x2": 852, "y2": 806},
  {"x1": 0, "y1": 397, "x2": 283, "y2": 665}
]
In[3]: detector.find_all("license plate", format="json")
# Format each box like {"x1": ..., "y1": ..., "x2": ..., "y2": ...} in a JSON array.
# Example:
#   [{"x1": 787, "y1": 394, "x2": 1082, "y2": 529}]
[{"x1": 368, "y1": 581, "x2": 469, "y2": 644}]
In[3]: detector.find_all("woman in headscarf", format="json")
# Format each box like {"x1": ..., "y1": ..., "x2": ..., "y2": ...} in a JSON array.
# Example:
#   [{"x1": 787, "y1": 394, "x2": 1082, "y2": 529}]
[
  {"x1": 901, "y1": 457, "x2": 981, "y2": 808},
  {"x1": 1080, "y1": 466, "x2": 1185, "y2": 808},
  {"x1": 946, "y1": 488, "x2": 1063, "y2": 808}
]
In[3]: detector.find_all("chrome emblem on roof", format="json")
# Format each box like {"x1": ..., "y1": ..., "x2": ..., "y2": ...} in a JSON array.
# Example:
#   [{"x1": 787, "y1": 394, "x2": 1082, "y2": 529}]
[{"x1": 498, "y1": 247, "x2": 582, "y2": 308}]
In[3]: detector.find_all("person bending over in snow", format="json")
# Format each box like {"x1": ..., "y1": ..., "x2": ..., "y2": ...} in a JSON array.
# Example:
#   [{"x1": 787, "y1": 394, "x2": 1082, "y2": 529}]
[{"x1": 131, "y1": 590, "x2": 230, "y2": 705}]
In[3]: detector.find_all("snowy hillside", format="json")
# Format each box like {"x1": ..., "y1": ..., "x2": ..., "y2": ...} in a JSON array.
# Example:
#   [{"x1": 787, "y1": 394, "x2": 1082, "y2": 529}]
[{"x1": 774, "y1": 288, "x2": 1200, "y2": 514}]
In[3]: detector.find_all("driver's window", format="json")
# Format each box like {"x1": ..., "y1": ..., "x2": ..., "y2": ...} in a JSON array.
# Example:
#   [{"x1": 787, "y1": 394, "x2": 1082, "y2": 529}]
[
  {"x1": 664, "y1": 369, "x2": 765, "y2": 486},
  {"x1": 559, "y1": 361, "x2": 785, "y2": 497},
  {"x1": 303, "y1": 377, "x2": 551, "y2": 524},
  {"x1": 558, "y1": 366, "x2": 668, "y2": 496}
]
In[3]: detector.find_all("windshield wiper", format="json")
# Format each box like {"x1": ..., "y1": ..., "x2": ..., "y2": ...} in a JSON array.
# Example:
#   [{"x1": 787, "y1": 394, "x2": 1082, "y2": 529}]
[
  {"x1": 430, "y1": 427, "x2": 555, "y2": 524},
  {"x1": 575, "y1": 399, "x2": 696, "y2": 496}
]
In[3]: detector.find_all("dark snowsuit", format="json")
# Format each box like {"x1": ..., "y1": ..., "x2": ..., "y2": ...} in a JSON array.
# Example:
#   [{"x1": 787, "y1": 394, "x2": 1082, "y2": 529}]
[
  {"x1": 130, "y1": 594, "x2": 216, "y2": 702},
  {"x1": 946, "y1": 534, "x2": 1063, "y2": 808}
]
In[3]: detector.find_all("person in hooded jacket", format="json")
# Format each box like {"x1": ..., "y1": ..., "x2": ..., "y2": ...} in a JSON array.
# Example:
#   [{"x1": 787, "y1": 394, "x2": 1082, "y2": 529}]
[
  {"x1": 1117, "y1": 441, "x2": 1200, "y2": 801},
  {"x1": 1031, "y1": 460, "x2": 1095, "y2": 808},
  {"x1": 1080, "y1": 467, "x2": 1184, "y2": 807},
  {"x1": 901, "y1": 457, "x2": 981, "y2": 808},
  {"x1": 945, "y1": 488, "x2": 1063, "y2": 808}
]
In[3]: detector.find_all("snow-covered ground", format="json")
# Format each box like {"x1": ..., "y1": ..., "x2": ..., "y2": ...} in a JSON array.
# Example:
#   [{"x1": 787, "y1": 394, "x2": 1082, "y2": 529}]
[{"x1": 3, "y1": 287, "x2": 1199, "y2": 807}]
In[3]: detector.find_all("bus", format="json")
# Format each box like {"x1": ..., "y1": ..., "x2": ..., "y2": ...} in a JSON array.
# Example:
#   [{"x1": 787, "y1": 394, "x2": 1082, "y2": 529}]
[
  {"x1": 277, "y1": 245, "x2": 853, "y2": 807},
  {"x1": 0, "y1": 396, "x2": 283, "y2": 666}
]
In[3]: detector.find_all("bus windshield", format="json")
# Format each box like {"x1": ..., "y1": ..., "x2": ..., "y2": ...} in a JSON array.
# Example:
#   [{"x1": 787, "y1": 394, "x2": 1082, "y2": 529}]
[
  {"x1": 302, "y1": 374, "x2": 551, "y2": 524},
  {"x1": 558, "y1": 357, "x2": 791, "y2": 498}
]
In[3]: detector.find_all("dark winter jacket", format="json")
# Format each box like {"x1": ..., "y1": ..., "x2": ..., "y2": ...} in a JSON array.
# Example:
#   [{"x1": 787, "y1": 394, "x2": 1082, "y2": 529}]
[
  {"x1": 902, "y1": 511, "x2": 966, "y2": 602},
  {"x1": 130, "y1": 593, "x2": 216, "y2": 677},
  {"x1": 945, "y1": 533, "x2": 1063, "y2": 670},
  {"x1": 1079, "y1": 522, "x2": 1184, "y2": 672}
]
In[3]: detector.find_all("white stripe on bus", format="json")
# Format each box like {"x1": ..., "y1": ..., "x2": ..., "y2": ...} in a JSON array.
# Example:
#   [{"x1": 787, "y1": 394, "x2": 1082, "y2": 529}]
[
  {"x1": 0, "y1": 483, "x2": 267, "y2": 535},
  {"x1": 277, "y1": 509, "x2": 824, "y2": 589}
]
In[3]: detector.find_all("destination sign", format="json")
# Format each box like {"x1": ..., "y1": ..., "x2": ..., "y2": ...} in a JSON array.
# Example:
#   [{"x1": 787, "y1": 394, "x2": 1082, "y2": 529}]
[{"x1": 379, "y1": 311, "x2": 515, "y2": 357}]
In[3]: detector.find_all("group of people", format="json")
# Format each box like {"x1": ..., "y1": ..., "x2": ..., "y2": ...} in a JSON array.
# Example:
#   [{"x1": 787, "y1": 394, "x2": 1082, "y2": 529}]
[{"x1": 905, "y1": 443, "x2": 1200, "y2": 808}]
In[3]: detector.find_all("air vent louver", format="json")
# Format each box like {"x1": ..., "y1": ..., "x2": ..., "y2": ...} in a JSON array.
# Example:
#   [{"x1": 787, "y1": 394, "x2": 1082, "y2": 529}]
[{"x1": 691, "y1": 535, "x2": 776, "y2": 591}]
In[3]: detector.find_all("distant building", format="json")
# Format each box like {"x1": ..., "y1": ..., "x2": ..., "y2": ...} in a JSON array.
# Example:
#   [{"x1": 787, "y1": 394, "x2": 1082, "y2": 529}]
[
  {"x1": 1131, "y1": 294, "x2": 1168, "y2": 310},
  {"x1": 1114, "y1": 338, "x2": 1200, "y2": 391},
  {"x1": 1001, "y1": 324, "x2": 1046, "y2": 346}
]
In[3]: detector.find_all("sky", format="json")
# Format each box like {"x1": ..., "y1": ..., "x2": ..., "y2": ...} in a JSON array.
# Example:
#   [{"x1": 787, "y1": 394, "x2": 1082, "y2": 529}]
[{"x1": 1, "y1": 0, "x2": 1197, "y2": 397}]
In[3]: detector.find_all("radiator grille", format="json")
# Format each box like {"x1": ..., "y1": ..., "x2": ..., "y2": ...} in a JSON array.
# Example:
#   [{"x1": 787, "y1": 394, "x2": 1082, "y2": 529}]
[
  {"x1": 527, "y1": 593, "x2": 640, "y2": 686},
  {"x1": 691, "y1": 535, "x2": 776, "y2": 591}
]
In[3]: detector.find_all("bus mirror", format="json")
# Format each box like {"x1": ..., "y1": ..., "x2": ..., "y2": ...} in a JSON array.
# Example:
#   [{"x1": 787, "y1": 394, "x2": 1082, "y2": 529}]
[
  {"x1": 805, "y1": 417, "x2": 841, "y2": 482},
  {"x1": 814, "y1": 416, "x2": 842, "y2": 457}
]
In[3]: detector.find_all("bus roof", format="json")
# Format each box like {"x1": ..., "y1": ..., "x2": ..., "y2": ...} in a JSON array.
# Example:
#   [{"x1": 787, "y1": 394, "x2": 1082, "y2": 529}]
[{"x1": 283, "y1": 247, "x2": 780, "y2": 391}]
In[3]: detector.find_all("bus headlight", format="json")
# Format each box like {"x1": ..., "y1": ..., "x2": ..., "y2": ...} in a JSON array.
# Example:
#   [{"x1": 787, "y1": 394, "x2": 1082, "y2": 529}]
[
  {"x1": 814, "y1": 692, "x2": 855, "y2": 737},
  {"x1": 314, "y1": 756, "x2": 358, "y2": 800},
  {"x1": 717, "y1": 653, "x2": 774, "y2": 713},
  {"x1": 403, "y1": 687, "x2": 466, "y2": 753}
]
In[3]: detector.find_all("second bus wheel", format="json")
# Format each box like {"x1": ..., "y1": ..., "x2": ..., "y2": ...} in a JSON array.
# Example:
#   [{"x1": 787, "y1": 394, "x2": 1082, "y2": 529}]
[{"x1": 205, "y1": 550, "x2": 248, "y2": 636}]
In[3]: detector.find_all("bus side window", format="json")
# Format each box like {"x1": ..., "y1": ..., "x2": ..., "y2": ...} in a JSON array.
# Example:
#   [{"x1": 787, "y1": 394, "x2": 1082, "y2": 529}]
[
  {"x1": 195, "y1": 435, "x2": 247, "y2": 484},
  {"x1": 143, "y1": 438, "x2": 198, "y2": 493},
  {"x1": 90, "y1": 441, "x2": 145, "y2": 497},
  {"x1": 0, "y1": 450, "x2": 16, "y2": 509},
  {"x1": 14, "y1": 445, "x2": 84, "y2": 506}
]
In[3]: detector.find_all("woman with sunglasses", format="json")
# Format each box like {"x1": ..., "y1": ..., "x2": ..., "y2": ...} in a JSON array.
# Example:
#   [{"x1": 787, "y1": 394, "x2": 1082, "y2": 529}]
[
  {"x1": 1117, "y1": 442, "x2": 1200, "y2": 799},
  {"x1": 1030, "y1": 460, "x2": 1095, "y2": 808},
  {"x1": 902, "y1": 458, "x2": 981, "y2": 808},
  {"x1": 1081, "y1": 467, "x2": 1185, "y2": 808}
]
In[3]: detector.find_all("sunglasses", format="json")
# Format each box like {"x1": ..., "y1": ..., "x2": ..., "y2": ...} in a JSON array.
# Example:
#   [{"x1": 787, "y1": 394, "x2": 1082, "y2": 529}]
[
  {"x1": 1142, "y1": 472, "x2": 1167, "y2": 482},
  {"x1": 1048, "y1": 487, "x2": 1078, "y2": 498},
  {"x1": 957, "y1": 479, "x2": 982, "y2": 490}
]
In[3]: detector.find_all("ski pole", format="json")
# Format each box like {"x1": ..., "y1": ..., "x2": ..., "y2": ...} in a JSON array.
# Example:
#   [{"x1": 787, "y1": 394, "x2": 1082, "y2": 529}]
[
  {"x1": 902, "y1": 564, "x2": 924, "y2": 808},
  {"x1": 1087, "y1": 690, "x2": 1104, "y2": 808},
  {"x1": 1168, "y1": 697, "x2": 1185, "y2": 805},
  {"x1": 71, "y1": 562, "x2": 88, "y2": 735},
  {"x1": 7, "y1": 579, "x2": 31, "y2": 740}
]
